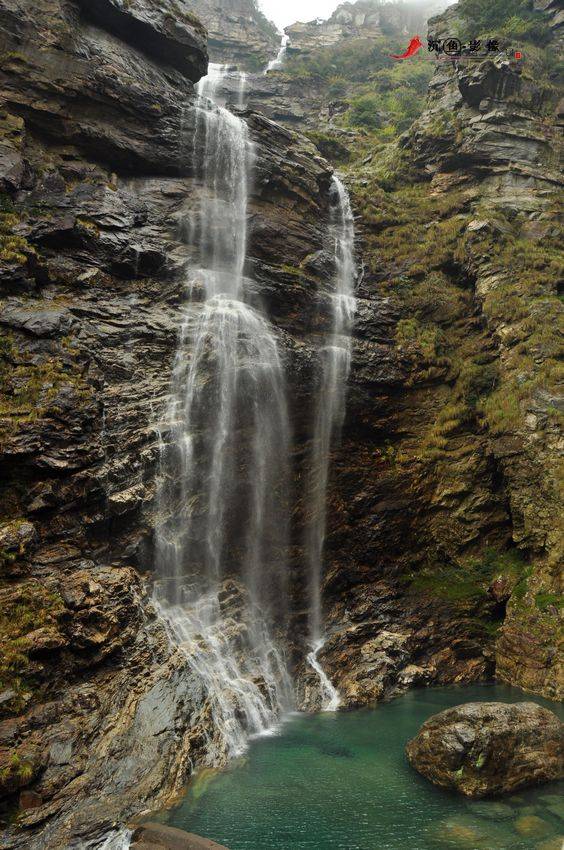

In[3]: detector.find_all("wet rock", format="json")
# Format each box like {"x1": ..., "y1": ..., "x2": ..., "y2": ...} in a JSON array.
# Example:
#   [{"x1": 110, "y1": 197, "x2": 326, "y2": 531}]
[
  {"x1": 468, "y1": 801, "x2": 514, "y2": 820},
  {"x1": 0, "y1": 520, "x2": 37, "y2": 565},
  {"x1": 406, "y1": 702, "x2": 564, "y2": 797},
  {"x1": 430, "y1": 814, "x2": 496, "y2": 848},
  {"x1": 131, "y1": 822, "x2": 230, "y2": 849}
]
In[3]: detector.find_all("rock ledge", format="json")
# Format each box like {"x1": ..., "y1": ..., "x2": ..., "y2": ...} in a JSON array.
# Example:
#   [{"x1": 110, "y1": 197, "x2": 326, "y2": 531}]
[{"x1": 131, "y1": 822, "x2": 229, "y2": 849}]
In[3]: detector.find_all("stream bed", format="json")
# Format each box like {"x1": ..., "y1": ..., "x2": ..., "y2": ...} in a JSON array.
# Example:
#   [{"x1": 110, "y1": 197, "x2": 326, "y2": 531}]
[{"x1": 159, "y1": 684, "x2": 563, "y2": 850}]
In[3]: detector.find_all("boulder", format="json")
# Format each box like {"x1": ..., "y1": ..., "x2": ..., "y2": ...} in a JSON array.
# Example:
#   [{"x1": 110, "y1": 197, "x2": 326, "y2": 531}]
[
  {"x1": 405, "y1": 702, "x2": 563, "y2": 797},
  {"x1": 131, "y1": 823, "x2": 229, "y2": 850}
]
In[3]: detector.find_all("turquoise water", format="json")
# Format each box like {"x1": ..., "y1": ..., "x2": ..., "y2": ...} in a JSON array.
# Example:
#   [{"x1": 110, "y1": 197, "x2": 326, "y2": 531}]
[{"x1": 163, "y1": 684, "x2": 563, "y2": 850}]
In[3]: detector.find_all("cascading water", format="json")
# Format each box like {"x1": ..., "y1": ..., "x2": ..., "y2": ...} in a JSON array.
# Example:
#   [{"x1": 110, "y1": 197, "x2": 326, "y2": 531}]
[
  {"x1": 305, "y1": 174, "x2": 356, "y2": 710},
  {"x1": 198, "y1": 62, "x2": 247, "y2": 110},
  {"x1": 236, "y1": 71, "x2": 247, "y2": 108},
  {"x1": 153, "y1": 65, "x2": 293, "y2": 762},
  {"x1": 264, "y1": 34, "x2": 290, "y2": 73}
]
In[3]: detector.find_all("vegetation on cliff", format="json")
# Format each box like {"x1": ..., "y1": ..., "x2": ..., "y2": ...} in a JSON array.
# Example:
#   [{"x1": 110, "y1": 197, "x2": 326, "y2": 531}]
[{"x1": 328, "y1": 0, "x2": 562, "y2": 700}]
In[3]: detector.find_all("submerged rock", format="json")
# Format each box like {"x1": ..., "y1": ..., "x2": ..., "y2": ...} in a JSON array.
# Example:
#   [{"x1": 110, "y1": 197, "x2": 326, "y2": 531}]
[
  {"x1": 131, "y1": 822, "x2": 230, "y2": 849},
  {"x1": 514, "y1": 815, "x2": 553, "y2": 839},
  {"x1": 428, "y1": 811, "x2": 521, "y2": 849},
  {"x1": 405, "y1": 702, "x2": 564, "y2": 797}
]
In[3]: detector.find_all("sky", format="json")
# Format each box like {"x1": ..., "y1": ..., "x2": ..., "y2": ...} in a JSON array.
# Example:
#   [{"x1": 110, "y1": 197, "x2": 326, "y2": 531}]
[{"x1": 258, "y1": 0, "x2": 338, "y2": 29}]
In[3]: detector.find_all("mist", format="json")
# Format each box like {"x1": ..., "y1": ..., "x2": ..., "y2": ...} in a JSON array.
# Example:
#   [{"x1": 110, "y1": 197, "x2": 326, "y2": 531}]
[{"x1": 258, "y1": 0, "x2": 455, "y2": 30}]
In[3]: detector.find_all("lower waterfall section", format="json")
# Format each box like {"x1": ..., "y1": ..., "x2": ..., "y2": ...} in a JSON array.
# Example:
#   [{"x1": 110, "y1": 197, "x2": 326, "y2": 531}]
[{"x1": 154, "y1": 67, "x2": 293, "y2": 762}]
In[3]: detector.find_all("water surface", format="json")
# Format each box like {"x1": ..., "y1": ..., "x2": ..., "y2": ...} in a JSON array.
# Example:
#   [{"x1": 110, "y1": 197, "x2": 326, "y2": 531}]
[{"x1": 162, "y1": 684, "x2": 563, "y2": 850}]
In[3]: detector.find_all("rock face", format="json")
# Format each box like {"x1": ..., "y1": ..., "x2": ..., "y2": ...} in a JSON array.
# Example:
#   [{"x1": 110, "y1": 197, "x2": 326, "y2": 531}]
[
  {"x1": 189, "y1": 0, "x2": 279, "y2": 70},
  {"x1": 0, "y1": 0, "x2": 334, "y2": 846},
  {"x1": 406, "y1": 702, "x2": 564, "y2": 797},
  {"x1": 289, "y1": 0, "x2": 563, "y2": 707},
  {"x1": 285, "y1": 0, "x2": 434, "y2": 56}
]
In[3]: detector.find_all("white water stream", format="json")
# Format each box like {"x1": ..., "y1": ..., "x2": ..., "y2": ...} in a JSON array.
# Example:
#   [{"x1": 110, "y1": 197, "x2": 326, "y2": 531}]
[
  {"x1": 154, "y1": 65, "x2": 292, "y2": 761},
  {"x1": 265, "y1": 34, "x2": 290, "y2": 73},
  {"x1": 305, "y1": 174, "x2": 356, "y2": 709},
  {"x1": 154, "y1": 60, "x2": 355, "y2": 752}
]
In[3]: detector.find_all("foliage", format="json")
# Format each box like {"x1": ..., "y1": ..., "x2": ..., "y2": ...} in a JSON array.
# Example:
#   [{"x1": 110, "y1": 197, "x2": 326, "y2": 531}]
[
  {"x1": 457, "y1": 0, "x2": 551, "y2": 43},
  {"x1": 534, "y1": 592, "x2": 564, "y2": 612},
  {"x1": 283, "y1": 37, "x2": 391, "y2": 83},
  {"x1": 348, "y1": 93, "x2": 384, "y2": 130},
  {"x1": 282, "y1": 34, "x2": 434, "y2": 141}
]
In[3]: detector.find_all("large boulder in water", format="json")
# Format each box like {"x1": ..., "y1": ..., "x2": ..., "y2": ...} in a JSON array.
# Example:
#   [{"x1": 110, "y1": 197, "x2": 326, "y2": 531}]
[
  {"x1": 131, "y1": 822, "x2": 230, "y2": 850},
  {"x1": 405, "y1": 702, "x2": 563, "y2": 797}
]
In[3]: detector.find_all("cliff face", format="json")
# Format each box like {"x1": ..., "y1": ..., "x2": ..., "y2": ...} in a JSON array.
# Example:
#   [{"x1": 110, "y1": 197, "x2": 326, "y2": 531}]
[
  {"x1": 188, "y1": 0, "x2": 280, "y2": 70},
  {"x1": 302, "y1": 1, "x2": 563, "y2": 705},
  {"x1": 285, "y1": 0, "x2": 439, "y2": 55},
  {"x1": 0, "y1": 0, "x2": 334, "y2": 845},
  {"x1": 0, "y1": 0, "x2": 562, "y2": 845}
]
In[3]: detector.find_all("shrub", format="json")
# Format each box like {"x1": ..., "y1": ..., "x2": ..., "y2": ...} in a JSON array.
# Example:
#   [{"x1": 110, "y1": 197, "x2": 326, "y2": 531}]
[{"x1": 348, "y1": 93, "x2": 384, "y2": 129}]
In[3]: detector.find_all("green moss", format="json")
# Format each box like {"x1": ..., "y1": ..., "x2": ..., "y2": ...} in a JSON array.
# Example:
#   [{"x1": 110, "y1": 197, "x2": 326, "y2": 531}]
[
  {"x1": 0, "y1": 334, "x2": 89, "y2": 444},
  {"x1": 0, "y1": 212, "x2": 34, "y2": 265},
  {"x1": 0, "y1": 752, "x2": 34, "y2": 786},
  {"x1": 0, "y1": 581, "x2": 64, "y2": 708},
  {"x1": 305, "y1": 130, "x2": 351, "y2": 163},
  {"x1": 534, "y1": 592, "x2": 563, "y2": 612},
  {"x1": 396, "y1": 318, "x2": 442, "y2": 361},
  {"x1": 408, "y1": 547, "x2": 529, "y2": 606},
  {"x1": 512, "y1": 566, "x2": 533, "y2": 600}
]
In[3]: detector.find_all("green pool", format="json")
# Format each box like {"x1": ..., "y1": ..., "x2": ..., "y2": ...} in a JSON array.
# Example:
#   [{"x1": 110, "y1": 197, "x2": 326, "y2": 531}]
[{"x1": 162, "y1": 684, "x2": 563, "y2": 850}]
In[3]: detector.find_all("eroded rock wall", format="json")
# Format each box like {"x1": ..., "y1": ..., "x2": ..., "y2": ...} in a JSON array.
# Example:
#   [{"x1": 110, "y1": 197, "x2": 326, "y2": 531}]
[
  {"x1": 307, "y1": 3, "x2": 563, "y2": 704},
  {"x1": 188, "y1": 0, "x2": 280, "y2": 71},
  {"x1": 0, "y1": 0, "x2": 334, "y2": 845}
]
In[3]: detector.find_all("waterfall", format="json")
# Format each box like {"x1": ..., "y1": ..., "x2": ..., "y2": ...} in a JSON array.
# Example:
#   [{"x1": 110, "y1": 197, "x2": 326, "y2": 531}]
[
  {"x1": 153, "y1": 65, "x2": 293, "y2": 763},
  {"x1": 264, "y1": 34, "x2": 290, "y2": 73},
  {"x1": 197, "y1": 62, "x2": 247, "y2": 110},
  {"x1": 236, "y1": 71, "x2": 247, "y2": 108},
  {"x1": 305, "y1": 174, "x2": 356, "y2": 709}
]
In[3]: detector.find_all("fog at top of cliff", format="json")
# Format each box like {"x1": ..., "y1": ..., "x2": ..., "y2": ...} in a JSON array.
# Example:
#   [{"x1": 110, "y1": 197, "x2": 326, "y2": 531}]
[{"x1": 258, "y1": 0, "x2": 455, "y2": 29}]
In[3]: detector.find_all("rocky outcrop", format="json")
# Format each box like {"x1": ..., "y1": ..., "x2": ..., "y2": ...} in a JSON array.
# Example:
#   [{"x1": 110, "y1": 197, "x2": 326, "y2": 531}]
[
  {"x1": 188, "y1": 0, "x2": 279, "y2": 70},
  {"x1": 285, "y1": 0, "x2": 435, "y2": 57},
  {"x1": 406, "y1": 702, "x2": 564, "y2": 797}
]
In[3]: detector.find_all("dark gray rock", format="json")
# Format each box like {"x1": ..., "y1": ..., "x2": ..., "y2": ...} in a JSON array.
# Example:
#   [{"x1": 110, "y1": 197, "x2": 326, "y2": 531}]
[{"x1": 75, "y1": 0, "x2": 208, "y2": 80}]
